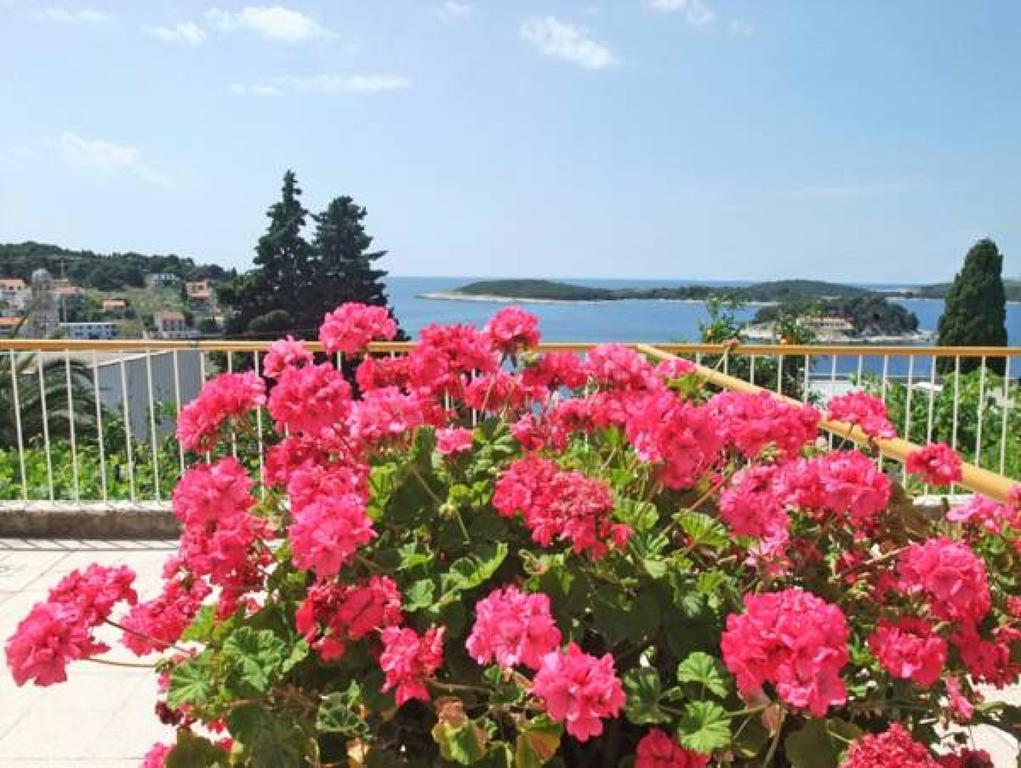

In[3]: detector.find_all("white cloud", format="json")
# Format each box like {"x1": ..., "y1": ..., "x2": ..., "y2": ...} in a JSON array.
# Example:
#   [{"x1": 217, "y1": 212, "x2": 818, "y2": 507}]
[
  {"x1": 728, "y1": 19, "x2": 753, "y2": 36},
  {"x1": 206, "y1": 5, "x2": 329, "y2": 42},
  {"x1": 56, "y1": 132, "x2": 172, "y2": 186},
  {"x1": 642, "y1": 0, "x2": 716, "y2": 26},
  {"x1": 520, "y1": 16, "x2": 616, "y2": 70},
  {"x1": 438, "y1": 1, "x2": 471, "y2": 17},
  {"x1": 232, "y1": 74, "x2": 410, "y2": 96},
  {"x1": 33, "y1": 7, "x2": 112, "y2": 25},
  {"x1": 231, "y1": 82, "x2": 281, "y2": 96},
  {"x1": 147, "y1": 22, "x2": 206, "y2": 46}
]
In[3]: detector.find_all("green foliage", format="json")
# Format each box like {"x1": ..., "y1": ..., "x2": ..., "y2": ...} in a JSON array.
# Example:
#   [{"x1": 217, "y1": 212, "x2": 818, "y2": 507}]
[
  {"x1": 937, "y1": 238, "x2": 1009, "y2": 374},
  {"x1": 220, "y1": 171, "x2": 401, "y2": 340},
  {"x1": 0, "y1": 241, "x2": 231, "y2": 291},
  {"x1": 861, "y1": 367, "x2": 1021, "y2": 480}
]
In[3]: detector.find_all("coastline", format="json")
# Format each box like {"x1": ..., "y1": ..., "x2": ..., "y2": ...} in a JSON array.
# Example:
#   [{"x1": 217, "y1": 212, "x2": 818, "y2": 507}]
[{"x1": 417, "y1": 291, "x2": 777, "y2": 307}]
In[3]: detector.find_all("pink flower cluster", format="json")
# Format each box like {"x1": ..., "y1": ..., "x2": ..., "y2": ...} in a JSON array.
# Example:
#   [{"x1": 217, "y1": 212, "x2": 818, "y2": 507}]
[
  {"x1": 379, "y1": 626, "x2": 445, "y2": 705},
  {"x1": 171, "y1": 458, "x2": 271, "y2": 614},
  {"x1": 319, "y1": 302, "x2": 397, "y2": 356},
  {"x1": 585, "y1": 344, "x2": 654, "y2": 391},
  {"x1": 268, "y1": 363, "x2": 351, "y2": 436},
  {"x1": 296, "y1": 576, "x2": 402, "y2": 661},
  {"x1": 896, "y1": 538, "x2": 990, "y2": 623},
  {"x1": 625, "y1": 391, "x2": 724, "y2": 490},
  {"x1": 867, "y1": 618, "x2": 947, "y2": 687},
  {"x1": 262, "y1": 335, "x2": 313, "y2": 379},
  {"x1": 776, "y1": 451, "x2": 892, "y2": 528},
  {"x1": 120, "y1": 570, "x2": 210, "y2": 655},
  {"x1": 176, "y1": 371, "x2": 265, "y2": 452},
  {"x1": 436, "y1": 426, "x2": 473, "y2": 455},
  {"x1": 6, "y1": 564, "x2": 137, "y2": 686},
  {"x1": 484, "y1": 306, "x2": 541, "y2": 356},
  {"x1": 346, "y1": 386, "x2": 425, "y2": 446},
  {"x1": 906, "y1": 442, "x2": 963, "y2": 487},
  {"x1": 827, "y1": 391, "x2": 896, "y2": 439},
  {"x1": 635, "y1": 729, "x2": 709, "y2": 768},
  {"x1": 289, "y1": 492, "x2": 375, "y2": 579},
  {"x1": 466, "y1": 586, "x2": 562, "y2": 670},
  {"x1": 721, "y1": 588, "x2": 850, "y2": 716},
  {"x1": 838, "y1": 724, "x2": 938, "y2": 768},
  {"x1": 708, "y1": 390, "x2": 819, "y2": 459},
  {"x1": 719, "y1": 465, "x2": 787, "y2": 539},
  {"x1": 493, "y1": 456, "x2": 631, "y2": 558},
  {"x1": 531, "y1": 642, "x2": 626, "y2": 742}
]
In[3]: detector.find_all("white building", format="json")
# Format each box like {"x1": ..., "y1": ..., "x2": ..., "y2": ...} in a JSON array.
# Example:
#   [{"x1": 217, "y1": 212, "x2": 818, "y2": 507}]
[
  {"x1": 0, "y1": 278, "x2": 28, "y2": 309},
  {"x1": 59, "y1": 321, "x2": 119, "y2": 340},
  {"x1": 154, "y1": 310, "x2": 199, "y2": 339},
  {"x1": 145, "y1": 272, "x2": 180, "y2": 289}
]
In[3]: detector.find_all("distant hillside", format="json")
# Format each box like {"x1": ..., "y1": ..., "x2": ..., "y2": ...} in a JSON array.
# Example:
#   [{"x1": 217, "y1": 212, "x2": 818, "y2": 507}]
[
  {"x1": 0, "y1": 241, "x2": 233, "y2": 290},
  {"x1": 445, "y1": 278, "x2": 870, "y2": 303},
  {"x1": 906, "y1": 279, "x2": 1021, "y2": 302}
]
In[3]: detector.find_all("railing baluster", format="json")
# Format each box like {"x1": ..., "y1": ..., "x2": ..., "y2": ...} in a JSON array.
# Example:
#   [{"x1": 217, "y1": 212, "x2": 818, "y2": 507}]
[
  {"x1": 37, "y1": 354, "x2": 54, "y2": 501},
  {"x1": 9, "y1": 350, "x2": 28, "y2": 501},
  {"x1": 172, "y1": 349, "x2": 184, "y2": 476},
  {"x1": 64, "y1": 349, "x2": 79, "y2": 502},
  {"x1": 802, "y1": 354, "x2": 810, "y2": 403},
  {"x1": 902, "y1": 356, "x2": 915, "y2": 485},
  {"x1": 253, "y1": 351, "x2": 265, "y2": 498},
  {"x1": 880, "y1": 355, "x2": 889, "y2": 403},
  {"x1": 828, "y1": 355, "x2": 838, "y2": 449},
  {"x1": 974, "y1": 356, "x2": 987, "y2": 468},
  {"x1": 856, "y1": 354, "x2": 863, "y2": 388},
  {"x1": 776, "y1": 354, "x2": 783, "y2": 395},
  {"x1": 92, "y1": 350, "x2": 107, "y2": 502},
  {"x1": 199, "y1": 350, "x2": 210, "y2": 464},
  {"x1": 1000, "y1": 356, "x2": 1011, "y2": 475},
  {"x1": 145, "y1": 348, "x2": 160, "y2": 501},
  {"x1": 227, "y1": 350, "x2": 237, "y2": 459},
  {"x1": 926, "y1": 355, "x2": 937, "y2": 445},
  {"x1": 950, "y1": 356, "x2": 961, "y2": 494},
  {"x1": 749, "y1": 354, "x2": 756, "y2": 386},
  {"x1": 119, "y1": 357, "x2": 135, "y2": 502}
]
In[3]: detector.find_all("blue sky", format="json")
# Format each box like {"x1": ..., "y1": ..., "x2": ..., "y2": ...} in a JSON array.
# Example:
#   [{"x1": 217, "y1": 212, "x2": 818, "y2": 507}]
[{"x1": 1, "y1": 1, "x2": 1019, "y2": 283}]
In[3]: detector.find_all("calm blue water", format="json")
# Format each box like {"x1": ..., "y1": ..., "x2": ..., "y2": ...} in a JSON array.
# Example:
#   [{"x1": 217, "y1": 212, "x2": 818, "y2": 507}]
[{"x1": 385, "y1": 276, "x2": 1021, "y2": 346}]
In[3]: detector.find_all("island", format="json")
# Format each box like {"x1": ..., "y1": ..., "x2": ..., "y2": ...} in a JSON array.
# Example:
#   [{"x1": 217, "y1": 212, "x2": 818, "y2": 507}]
[
  {"x1": 421, "y1": 278, "x2": 928, "y2": 342},
  {"x1": 744, "y1": 295, "x2": 930, "y2": 343},
  {"x1": 421, "y1": 278, "x2": 869, "y2": 304}
]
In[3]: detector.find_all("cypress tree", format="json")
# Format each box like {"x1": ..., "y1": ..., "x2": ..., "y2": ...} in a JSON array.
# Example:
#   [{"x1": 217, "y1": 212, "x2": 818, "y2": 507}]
[
  {"x1": 221, "y1": 170, "x2": 313, "y2": 337},
  {"x1": 936, "y1": 239, "x2": 1007, "y2": 374},
  {"x1": 310, "y1": 196, "x2": 403, "y2": 335}
]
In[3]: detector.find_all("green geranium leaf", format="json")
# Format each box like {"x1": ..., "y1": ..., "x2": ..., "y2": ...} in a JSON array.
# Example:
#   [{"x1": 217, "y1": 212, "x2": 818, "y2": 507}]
[
  {"x1": 432, "y1": 698, "x2": 489, "y2": 765},
  {"x1": 676, "y1": 701, "x2": 731, "y2": 755},
  {"x1": 784, "y1": 718, "x2": 864, "y2": 768},
  {"x1": 166, "y1": 730, "x2": 228, "y2": 768},
  {"x1": 223, "y1": 626, "x2": 287, "y2": 694},
  {"x1": 676, "y1": 511, "x2": 729, "y2": 549},
  {"x1": 676, "y1": 652, "x2": 731, "y2": 699},
  {"x1": 440, "y1": 541, "x2": 508, "y2": 595},
  {"x1": 318, "y1": 682, "x2": 369, "y2": 737},
  {"x1": 623, "y1": 667, "x2": 671, "y2": 725},
  {"x1": 404, "y1": 578, "x2": 437, "y2": 612},
  {"x1": 167, "y1": 654, "x2": 215, "y2": 709},
  {"x1": 515, "y1": 715, "x2": 562, "y2": 768}
]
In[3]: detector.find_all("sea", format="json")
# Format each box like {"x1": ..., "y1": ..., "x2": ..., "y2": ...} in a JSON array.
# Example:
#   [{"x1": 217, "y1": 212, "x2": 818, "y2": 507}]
[{"x1": 383, "y1": 276, "x2": 1021, "y2": 380}]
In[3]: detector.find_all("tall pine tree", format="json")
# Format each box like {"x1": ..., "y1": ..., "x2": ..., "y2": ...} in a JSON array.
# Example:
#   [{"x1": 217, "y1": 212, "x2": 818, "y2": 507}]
[
  {"x1": 221, "y1": 170, "x2": 313, "y2": 337},
  {"x1": 220, "y1": 172, "x2": 402, "y2": 339},
  {"x1": 937, "y1": 238, "x2": 1007, "y2": 374}
]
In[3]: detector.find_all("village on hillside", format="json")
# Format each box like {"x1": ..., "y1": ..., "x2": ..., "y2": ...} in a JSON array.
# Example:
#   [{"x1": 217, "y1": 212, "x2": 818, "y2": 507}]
[{"x1": 0, "y1": 267, "x2": 223, "y2": 340}]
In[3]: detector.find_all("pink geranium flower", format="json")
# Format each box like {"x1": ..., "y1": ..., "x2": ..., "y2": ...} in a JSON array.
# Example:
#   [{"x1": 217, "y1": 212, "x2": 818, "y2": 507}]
[
  {"x1": 466, "y1": 586, "x2": 561, "y2": 670},
  {"x1": 531, "y1": 642, "x2": 626, "y2": 742}
]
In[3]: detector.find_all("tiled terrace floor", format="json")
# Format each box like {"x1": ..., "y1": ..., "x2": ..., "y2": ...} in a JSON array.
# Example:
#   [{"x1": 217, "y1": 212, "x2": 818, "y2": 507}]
[
  {"x1": 0, "y1": 538, "x2": 1018, "y2": 766},
  {"x1": 0, "y1": 539, "x2": 174, "y2": 766}
]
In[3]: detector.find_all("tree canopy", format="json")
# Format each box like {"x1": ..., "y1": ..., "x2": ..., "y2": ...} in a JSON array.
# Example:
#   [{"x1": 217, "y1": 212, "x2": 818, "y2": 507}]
[
  {"x1": 937, "y1": 239, "x2": 1008, "y2": 374},
  {"x1": 220, "y1": 171, "x2": 400, "y2": 339}
]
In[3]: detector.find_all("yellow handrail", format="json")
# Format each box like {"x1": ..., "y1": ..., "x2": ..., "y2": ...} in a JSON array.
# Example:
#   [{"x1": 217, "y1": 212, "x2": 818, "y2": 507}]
[{"x1": 635, "y1": 344, "x2": 1018, "y2": 503}]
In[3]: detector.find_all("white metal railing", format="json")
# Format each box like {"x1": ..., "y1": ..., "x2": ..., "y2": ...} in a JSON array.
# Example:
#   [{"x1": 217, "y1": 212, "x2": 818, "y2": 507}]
[{"x1": 0, "y1": 340, "x2": 1018, "y2": 504}]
